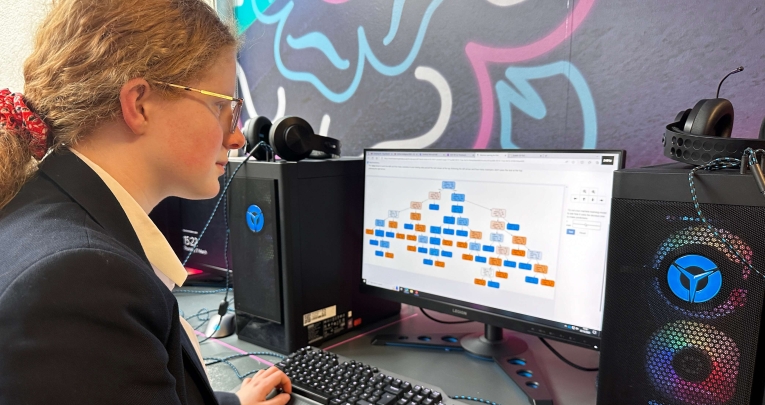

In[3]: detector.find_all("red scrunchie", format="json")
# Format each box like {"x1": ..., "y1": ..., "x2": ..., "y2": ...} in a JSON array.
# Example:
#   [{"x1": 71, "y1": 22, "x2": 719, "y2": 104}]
[{"x1": 0, "y1": 89, "x2": 49, "y2": 160}]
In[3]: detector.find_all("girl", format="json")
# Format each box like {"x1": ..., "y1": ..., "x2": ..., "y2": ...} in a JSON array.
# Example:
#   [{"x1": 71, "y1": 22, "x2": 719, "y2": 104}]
[{"x1": 0, "y1": 1, "x2": 290, "y2": 404}]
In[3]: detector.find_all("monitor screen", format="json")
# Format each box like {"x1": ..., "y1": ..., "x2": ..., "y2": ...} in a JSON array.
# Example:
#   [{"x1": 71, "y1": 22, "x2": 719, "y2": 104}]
[{"x1": 360, "y1": 149, "x2": 624, "y2": 349}]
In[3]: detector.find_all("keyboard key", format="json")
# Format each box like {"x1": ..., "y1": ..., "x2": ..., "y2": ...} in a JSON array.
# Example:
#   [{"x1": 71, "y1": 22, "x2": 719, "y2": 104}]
[
  {"x1": 396, "y1": 400, "x2": 408, "y2": 405},
  {"x1": 429, "y1": 392, "x2": 442, "y2": 401},
  {"x1": 356, "y1": 401, "x2": 373, "y2": 405},
  {"x1": 422, "y1": 399, "x2": 434, "y2": 405},
  {"x1": 376, "y1": 393, "x2": 398, "y2": 405},
  {"x1": 412, "y1": 386, "x2": 422, "y2": 394},
  {"x1": 384, "y1": 386, "x2": 402, "y2": 396}
]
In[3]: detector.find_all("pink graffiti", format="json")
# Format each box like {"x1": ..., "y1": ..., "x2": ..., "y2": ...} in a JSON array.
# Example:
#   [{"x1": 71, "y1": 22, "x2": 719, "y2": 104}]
[{"x1": 466, "y1": 0, "x2": 595, "y2": 148}]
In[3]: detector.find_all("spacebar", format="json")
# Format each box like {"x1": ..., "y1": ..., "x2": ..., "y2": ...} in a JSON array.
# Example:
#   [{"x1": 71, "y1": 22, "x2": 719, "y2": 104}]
[{"x1": 292, "y1": 382, "x2": 330, "y2": 404}]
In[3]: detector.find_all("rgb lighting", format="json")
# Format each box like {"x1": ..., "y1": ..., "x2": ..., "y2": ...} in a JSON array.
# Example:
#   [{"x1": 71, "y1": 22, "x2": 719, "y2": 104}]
[
  {"x1": 654, "y1": 226, "x2": 753, "y2": 279},
  {"x1": 646, "y1": 320, "x2": 740, "y2": 404},
  {"x1": 652, "y1": 279, "x2": 747, "y2": 320}
]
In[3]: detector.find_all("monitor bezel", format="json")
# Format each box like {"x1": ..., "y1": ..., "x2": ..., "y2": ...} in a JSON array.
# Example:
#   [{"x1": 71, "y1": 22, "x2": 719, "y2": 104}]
[{"x1": 359, "y1": 148, "x2": 626, "y2": 351}]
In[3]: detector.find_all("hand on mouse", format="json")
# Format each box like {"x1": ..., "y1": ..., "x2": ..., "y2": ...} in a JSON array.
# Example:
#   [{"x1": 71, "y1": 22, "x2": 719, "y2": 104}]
[{"x1": 235, "y1": 367, "x2": 292, "y2": 405}]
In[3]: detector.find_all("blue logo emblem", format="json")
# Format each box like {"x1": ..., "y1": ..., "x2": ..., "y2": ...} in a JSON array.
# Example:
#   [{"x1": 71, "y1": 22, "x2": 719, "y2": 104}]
[
  {"x1": 667, "y1": 254, "x2": 722, "y2": 303},
  {"x1": 246, "y1": 205, "x2": 264, "y2": 233}
]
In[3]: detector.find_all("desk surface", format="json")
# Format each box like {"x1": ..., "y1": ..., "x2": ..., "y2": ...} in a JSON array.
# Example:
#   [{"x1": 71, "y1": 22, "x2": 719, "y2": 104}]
[{"x1": 176, "y1": 288, "x2": 599, "y2": 405}]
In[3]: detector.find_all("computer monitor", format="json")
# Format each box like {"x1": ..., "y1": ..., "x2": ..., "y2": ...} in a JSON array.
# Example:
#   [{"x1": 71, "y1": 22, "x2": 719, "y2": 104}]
[{"x1": 360, "y1": 149, "x2": 624, "y2": 400}]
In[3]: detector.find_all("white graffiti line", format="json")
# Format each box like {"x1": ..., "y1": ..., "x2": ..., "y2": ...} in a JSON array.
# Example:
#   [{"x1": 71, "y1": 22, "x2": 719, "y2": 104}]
[
  {"x1": 319, "y1": 114, "x2": 331, "y2": 136},
  {"x1": 237, "y1": 61, "x2": 257, "y2": 118},
  {"x1": 486, "y1": 0, "x2": 527, "y2": 6},
  {"x1": 371, "y1": 66, "x2": 452, "y2": 149},
  {"x1": 237, "y1": 61, "x2": 287, "y2": 121},
  {"x1": 275, "y1": 87, "x2": 286, "y2": 119}
]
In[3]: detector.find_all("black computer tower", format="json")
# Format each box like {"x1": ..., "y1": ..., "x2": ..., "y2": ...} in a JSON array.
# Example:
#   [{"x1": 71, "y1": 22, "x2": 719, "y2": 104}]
[
  {"x1": 598, "y1": 163, "x2": 765, "y2": 405},
  {"x1": 228, "y1": 158, "x2": 401, "y2": 353}
]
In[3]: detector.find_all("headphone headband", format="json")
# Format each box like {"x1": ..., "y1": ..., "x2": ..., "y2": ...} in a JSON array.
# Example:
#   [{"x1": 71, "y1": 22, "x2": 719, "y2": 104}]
[
  {"x1": 304, "y1": 133, "x2": 341, "y2": 157},
  {"x1": 663, "y1": 123, "x2": 765, "y2": 165}
]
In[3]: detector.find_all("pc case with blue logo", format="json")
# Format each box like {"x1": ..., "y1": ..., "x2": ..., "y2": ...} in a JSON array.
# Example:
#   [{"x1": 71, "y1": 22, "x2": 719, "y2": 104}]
[
  {"x1": 597, "y1": 163, "x2": 765, "y2": 405},
  {"x1": 227, "y1": 157, "x2": 400, "y2": 353}
]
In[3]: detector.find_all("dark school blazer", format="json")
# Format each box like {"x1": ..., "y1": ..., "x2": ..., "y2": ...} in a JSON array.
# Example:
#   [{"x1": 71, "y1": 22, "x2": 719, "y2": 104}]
[{"x1": 0, "y1": 150, "x2": 239, "y2": 405}]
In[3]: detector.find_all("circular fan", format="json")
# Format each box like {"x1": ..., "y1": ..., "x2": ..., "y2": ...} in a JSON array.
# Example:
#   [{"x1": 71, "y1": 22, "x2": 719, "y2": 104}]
[
  {"x1": 654, "y1": 225, "x2": 752, "y2": 278},
  {"x1": 645, "y1": 320, "x2": 740, "y2": 405}
]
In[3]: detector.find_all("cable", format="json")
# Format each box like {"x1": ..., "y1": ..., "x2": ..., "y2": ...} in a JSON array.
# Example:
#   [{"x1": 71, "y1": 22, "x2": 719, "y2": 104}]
[
  {"x1": 204, "y1": 351, "x2": 286, "y2": 366},
  {"x1": 172, "y1": 144, "x2": 262, "y2": 341},
  {"x1": 198, "y1": 167, "x2": 235, "y2": 344},
  {"x1": 187, "y1": 307, "x2": 211, "y2": 330},
  {"x1": 688, "y1": 147, "x2": 762, "y2": 278},
  {"x1": 538, "y1": 337, "x2": 598, "y2": 372},
  {"x1": 204, "y1": 352, "x2": 286, "y2": 380},
  {"x1": 419, "y1": 307, "x2": 473, "y2": 324},
  {"x1": 448, "y1": 395, "x2": 501, "y2": 405}
]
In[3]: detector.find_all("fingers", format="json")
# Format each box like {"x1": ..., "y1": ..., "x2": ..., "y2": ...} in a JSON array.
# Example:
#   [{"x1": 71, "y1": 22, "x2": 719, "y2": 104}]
[
  {"x1": 251, "y1": 366, "x2": 279, "y2": 381},
  {"x1": 261, "y1": 369, "x2": 292, "y2": 394},
  {"x1": 249, "y1": 367, "x2": 292, "y2": 397}
]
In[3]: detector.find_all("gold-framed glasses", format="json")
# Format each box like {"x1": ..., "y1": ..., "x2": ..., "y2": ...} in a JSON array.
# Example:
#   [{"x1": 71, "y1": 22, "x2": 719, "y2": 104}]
[{"x1": 155, "y1": 81, "x2": 243, "y2": 134}]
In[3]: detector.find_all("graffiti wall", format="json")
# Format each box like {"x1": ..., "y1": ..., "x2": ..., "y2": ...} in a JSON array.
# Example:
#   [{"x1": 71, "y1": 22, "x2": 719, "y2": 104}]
[{"x1": 235, "y1": 0, "x2": 765, "y2": 168}]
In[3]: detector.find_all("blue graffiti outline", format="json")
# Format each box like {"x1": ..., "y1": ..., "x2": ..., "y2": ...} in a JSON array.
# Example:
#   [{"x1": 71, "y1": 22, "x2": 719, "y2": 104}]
[
  {"x1": 383, "y1": 0, "x2": 407, "y2": 46},
  {"x1": 253, "y1": 0, "x2": 442, "y2": 103},
  {"x1": 287, "y1": 32, "x2": 350, "y2": 70},
  {"x1": 496, "y1": 61, "x2": 597, "y2": 149}
]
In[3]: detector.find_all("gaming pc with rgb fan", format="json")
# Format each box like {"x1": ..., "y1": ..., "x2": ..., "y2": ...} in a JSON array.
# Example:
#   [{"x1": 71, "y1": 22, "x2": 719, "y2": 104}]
[{"x1": 597, "y1": 163, "x2": 765, "y2": 405}]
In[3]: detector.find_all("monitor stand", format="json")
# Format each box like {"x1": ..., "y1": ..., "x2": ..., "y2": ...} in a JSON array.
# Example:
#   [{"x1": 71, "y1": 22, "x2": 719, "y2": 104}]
[{"x1": 372, "y1": 324, "x2": 553, "y2": 405}]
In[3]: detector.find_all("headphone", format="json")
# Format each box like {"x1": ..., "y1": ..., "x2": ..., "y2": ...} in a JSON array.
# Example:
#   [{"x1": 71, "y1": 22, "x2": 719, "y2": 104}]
[
  {"x1": 664, "y1": 67, "x2": 765, "y2": 165},
  {"x1": 242, "y1": 116, "x2": 341, "y2": 161}
]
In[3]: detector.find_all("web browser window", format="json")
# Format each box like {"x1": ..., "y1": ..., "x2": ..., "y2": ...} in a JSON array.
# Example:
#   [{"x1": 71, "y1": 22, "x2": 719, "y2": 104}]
[{"x1": 361, "y1": 150, "x2": 622, "y2": 335}]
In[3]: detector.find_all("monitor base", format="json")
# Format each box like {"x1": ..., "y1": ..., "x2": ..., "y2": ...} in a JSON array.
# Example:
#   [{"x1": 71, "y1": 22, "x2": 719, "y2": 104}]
[{"x1": 372, "y1": 324, "x2": 554, "y2": 405}]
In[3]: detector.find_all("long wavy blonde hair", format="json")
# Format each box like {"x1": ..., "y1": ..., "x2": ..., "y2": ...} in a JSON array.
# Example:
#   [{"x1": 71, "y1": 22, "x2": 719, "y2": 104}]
[{"x1": 0, "y1": 0, "x2": 238, "y2": 210}]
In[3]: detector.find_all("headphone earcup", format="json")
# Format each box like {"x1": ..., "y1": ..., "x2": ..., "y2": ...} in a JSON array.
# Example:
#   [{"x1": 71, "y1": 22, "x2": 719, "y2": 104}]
[
  {"x1": 243, "y1": 116, "x2": 272, "y2": 153},
  {"x1": 683, "y1": 98, "x2": 734, "y2": 138},
  {"x1": 269, "y1": 116, "x2": 315, "y2": 161},
  {"x1": 674, "y1": 109, "x2": 692, "y2": 127}
]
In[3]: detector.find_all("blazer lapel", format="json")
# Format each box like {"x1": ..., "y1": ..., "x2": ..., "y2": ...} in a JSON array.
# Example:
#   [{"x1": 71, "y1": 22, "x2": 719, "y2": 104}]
[
  {"x1": 37, "y1": 150, "x2": 148, "y2": 263},
  {"x1": 179, "y1": 331, "x2": 217, "y2": 399}
]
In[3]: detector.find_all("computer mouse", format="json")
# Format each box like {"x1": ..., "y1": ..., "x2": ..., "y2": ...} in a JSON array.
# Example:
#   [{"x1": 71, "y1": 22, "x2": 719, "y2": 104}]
[{"x1": 204, "y1": 312, "x2": 236, "y2": 338}]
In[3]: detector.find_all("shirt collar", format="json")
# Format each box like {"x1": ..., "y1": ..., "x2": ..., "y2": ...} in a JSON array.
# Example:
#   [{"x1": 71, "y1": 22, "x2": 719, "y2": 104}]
[{"x1": 69, "y1": 148, "x2": 187, "y2": 288}]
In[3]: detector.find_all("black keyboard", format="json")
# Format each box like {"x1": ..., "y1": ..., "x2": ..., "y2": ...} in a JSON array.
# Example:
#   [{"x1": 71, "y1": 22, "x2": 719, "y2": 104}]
[{"x1": 275, "y1": 346, "x2": 467, "y2": 405}]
